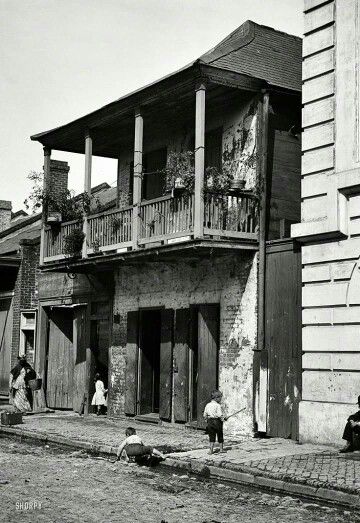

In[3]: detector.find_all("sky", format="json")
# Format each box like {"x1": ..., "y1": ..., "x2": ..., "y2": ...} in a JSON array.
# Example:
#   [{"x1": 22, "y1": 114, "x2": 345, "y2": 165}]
[{"x1": 0, "y1": 0, "x2": 302, "y2": 213}]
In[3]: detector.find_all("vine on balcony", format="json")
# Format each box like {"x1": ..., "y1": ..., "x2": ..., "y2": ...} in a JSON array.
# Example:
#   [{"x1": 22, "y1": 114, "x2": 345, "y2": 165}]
[{"x1": 24, "y1": 171, "x2": 99, "y2": 222}]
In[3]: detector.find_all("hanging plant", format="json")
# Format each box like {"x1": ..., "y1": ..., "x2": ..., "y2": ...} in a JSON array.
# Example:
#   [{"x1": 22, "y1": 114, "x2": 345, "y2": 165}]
[
  {"x1": 63, "y1": 229, "x2": 85, "y2": 258},
  {"x1": 163, "y1": 151, "x2": 195, "y2": 195}
]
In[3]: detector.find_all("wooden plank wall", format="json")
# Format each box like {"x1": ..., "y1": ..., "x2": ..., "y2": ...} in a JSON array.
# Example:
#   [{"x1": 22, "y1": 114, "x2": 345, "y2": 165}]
[{"x1": 265, "y1": 240, "x2": 302, "y2": 439}]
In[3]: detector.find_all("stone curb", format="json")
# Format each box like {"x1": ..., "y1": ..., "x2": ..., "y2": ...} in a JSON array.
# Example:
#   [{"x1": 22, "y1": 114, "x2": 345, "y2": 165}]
[{"x1": 1, "y1": 425, "x2": 359, "y2": 508}]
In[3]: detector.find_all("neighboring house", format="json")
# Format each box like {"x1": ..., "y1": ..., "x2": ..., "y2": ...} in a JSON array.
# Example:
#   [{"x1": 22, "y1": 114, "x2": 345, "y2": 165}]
[
  {"x1": 0, "y1": 201, "x2": 41, "y2": 401},
  {"x1": 0, "y1": 181, "x2": 116, "y2": 406},
  {"x1": 292, "y1": 0, "x2": 360, "y2": 445},
  {"x1": 31, "y1": 21, "x2": 302, "y2": 436}
]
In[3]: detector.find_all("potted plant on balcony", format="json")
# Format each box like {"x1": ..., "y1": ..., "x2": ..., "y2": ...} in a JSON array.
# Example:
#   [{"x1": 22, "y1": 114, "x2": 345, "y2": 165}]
[{"x1": 63, "y1": 229, "x2": 85, "y2": 258}]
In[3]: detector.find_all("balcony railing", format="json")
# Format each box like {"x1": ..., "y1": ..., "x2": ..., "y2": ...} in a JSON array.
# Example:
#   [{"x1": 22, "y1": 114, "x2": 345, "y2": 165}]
[{"x1": 43, "y1": 191, "x2": 257, "y2": 263}]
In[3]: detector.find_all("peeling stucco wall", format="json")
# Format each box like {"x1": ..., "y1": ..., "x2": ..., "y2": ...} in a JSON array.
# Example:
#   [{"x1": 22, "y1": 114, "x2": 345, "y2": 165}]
[{"x1": 109, "y1": 253, "x2": 258, "y2": 435}]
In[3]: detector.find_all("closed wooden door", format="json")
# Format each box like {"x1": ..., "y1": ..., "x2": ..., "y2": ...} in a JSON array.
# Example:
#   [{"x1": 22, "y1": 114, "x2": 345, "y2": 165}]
[
  {"x1": 46, "y1": 309, "x2": 74, "y2": 409},
  {"x1": 173, "y1": 308, "x2": 190, "y2": 422},
  {"x1": 197, "y1": 304, "x2": 219, "y2": 428},
  {"x1": 265, "y1": 242, "x2": 302, "y2": 439},
  {"x1": 124, "y1": 311, "x2": 138, "y2": 415},
  {"x1": 0, "y1": 298, "x2": 13, "y2": 396}
]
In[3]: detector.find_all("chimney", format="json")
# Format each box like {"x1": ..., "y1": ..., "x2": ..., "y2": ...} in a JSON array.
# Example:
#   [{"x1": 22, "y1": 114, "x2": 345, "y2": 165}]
[
  {"x1": 0, "y1": 200, "x2": 12, "y2": 232},
  {"x1": 48, "y1": 160, "x2": 70, "y2": 202},
  {"x1": 46, "y1": 160, "x2": 70, "y2": 219}
]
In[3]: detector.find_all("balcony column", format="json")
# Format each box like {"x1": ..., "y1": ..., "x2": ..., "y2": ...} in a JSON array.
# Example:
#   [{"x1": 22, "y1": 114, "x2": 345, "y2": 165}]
[
  {"x1": 194, "y1": 82, "x2": 206, "y2": 238},
  {"x1": 40, "y1": 146, "x2": 51, "y2": 265},
  {"x1": 82, "y1": 132, "x2": 92, "y2": 258},
  {"x1": 132, "y1": 108, "x2": 143, "y2": 249}
]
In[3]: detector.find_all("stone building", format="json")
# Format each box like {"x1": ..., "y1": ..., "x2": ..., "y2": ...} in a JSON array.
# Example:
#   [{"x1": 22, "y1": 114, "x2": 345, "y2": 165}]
[
  {"x1": 31, "y1": 21, "x2": 302, "y2": 436},
  {"x1": 292, "y1": 0, "x2": 360, "y2": 444}
]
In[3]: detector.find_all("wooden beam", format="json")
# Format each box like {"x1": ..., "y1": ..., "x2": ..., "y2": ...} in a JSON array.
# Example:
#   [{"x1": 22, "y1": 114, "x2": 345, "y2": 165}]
[
  {"x1": 40, "y1": 147, "x2": 51, "y2": 266},
  {"x1": 200, "y1": 65, "x2": 264, "y2": 92},
  {"x1": 255, "y1": 90, "x2": 270, "y2": 434},
  {"x1": 194, "y1": 83, "x2": 206, "y2": 238},
  {"x1": 132, "y1": 109, "x2": 143, "y2": 249},
  {"x1": 82, "y1": 132, "x2": 92, "y2": 259}
]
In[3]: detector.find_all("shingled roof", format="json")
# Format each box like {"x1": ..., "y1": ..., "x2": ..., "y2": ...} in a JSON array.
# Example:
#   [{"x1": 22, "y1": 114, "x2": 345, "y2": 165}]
[{"x1": 199, "y1": 20, "x2": 301, "y2": 92}]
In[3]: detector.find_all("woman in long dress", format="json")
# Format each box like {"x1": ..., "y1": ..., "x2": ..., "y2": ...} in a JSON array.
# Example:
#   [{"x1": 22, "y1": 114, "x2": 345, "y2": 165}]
[
  {"x1": 11, "y1": 359, "x2": 31, "y2": 412},
  {"x1": 91, "y1": 373, "x2": 107, "y2": 415}
]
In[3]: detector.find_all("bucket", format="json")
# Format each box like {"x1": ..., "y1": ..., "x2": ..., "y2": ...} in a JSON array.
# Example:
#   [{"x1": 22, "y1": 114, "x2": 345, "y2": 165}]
[{"x1": 28, "y1": 378, "x2": 42, "y2": 391}]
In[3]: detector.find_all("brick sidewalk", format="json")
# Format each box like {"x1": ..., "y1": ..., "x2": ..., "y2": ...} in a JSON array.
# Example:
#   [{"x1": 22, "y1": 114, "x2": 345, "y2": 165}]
[{"x1": 1, "y1": 412, "x2": 360, "y2": 506}]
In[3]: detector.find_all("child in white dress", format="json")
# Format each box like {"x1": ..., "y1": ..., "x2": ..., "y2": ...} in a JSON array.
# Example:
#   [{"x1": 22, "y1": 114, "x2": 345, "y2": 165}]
[{"x1": 91, "y1": 373, "x2": 107, "y2": 415}]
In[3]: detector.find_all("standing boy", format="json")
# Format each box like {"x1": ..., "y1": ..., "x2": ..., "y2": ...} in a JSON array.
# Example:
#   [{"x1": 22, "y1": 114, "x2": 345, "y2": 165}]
[{"x1": 203, "y1": 390, "x2": 227, "y2": 455}]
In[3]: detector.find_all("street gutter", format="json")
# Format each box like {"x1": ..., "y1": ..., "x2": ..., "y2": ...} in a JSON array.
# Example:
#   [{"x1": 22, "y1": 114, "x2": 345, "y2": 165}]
[{"x1": 1, "y1": 425, "x2": 359, "y2": 509}]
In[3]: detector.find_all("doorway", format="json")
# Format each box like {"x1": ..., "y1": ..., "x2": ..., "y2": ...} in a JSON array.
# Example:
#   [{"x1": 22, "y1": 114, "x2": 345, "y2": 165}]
[
  {"x1": 138, "y1": 309, "x2": 161, "y2": 415},
  {"x1": 46, "y1": 308, "x2": 74, "y2": 409}
]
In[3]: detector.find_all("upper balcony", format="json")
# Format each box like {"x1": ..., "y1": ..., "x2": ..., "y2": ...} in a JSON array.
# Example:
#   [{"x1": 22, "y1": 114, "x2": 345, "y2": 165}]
[
  {"x1": 31, "y1": 24, "x2": 301, "y2": 272},
  {"x1": 43, "y1": 190, "x2": 258, "y2": 266}
]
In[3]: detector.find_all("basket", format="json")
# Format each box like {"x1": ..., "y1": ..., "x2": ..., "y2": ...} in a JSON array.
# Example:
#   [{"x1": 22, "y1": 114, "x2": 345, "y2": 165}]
[
  {"x1": 28, "y1": 378, "x2": 42, "y2": 391},
  {"x1": 1, "y1": 412, "x2": 22, "y2": 426}
]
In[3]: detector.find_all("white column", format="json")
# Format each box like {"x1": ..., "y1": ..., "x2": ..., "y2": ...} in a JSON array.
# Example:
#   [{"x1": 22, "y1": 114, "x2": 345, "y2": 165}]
[
  {"x1": 40, "y1": 147, "x2": 51, "y2": 265},
  {"x1": 82, "y1": 132, "x2": 92, "y2": 258},
  {"x1": 194, "y1": 83, "x2": 206, "y2": 238},
  {"x1": 132, "y1": 109, "x2": 143, "y2": 249}
]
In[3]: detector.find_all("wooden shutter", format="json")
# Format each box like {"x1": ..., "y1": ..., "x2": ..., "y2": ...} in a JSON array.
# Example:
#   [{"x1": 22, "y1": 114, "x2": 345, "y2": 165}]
[
  {"x1": 173, "y1": 308, "x2": 190, "y2": 422},
  {"x1": 72, "y1": 306, "x2": 88, "y2": 413},
  {"x1": 0, "y1": 298, "x2": 13, "y2": 396},
  {"x1": 197, "y1": 304, "x2": 219, "y2": 428},
  {"x1": 124, "y1": 311, "x2": 138, "y2": 415},
  {"x1": 159, "y1": 309, "x2": 173, "y2": 420}
]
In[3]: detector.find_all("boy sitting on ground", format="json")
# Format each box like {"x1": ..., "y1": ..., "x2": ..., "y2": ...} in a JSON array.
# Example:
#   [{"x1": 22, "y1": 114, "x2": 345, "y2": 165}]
[{"x1": 116, "y1": 427, "x2": 166, "y2": 462}]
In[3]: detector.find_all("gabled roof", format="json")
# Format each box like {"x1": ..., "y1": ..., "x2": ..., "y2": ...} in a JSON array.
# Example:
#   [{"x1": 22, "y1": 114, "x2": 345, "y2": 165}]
[{"x1": 31, "y1": 20, "x2": 301, "y2": 150}]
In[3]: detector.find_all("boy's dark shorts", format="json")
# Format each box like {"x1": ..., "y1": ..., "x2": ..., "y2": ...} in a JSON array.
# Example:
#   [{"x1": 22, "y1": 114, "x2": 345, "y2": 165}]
[
  {"x1": 125, "y1": 443, "x2": 153, "y2": 457},
  {"x1": 206, "y1": 418, "x2": 224, "y2": 443}
]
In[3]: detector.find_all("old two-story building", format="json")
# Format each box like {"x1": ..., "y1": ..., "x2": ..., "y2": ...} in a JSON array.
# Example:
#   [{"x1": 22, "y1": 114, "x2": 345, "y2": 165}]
[
  {"x1": 0, "y1": 181, "x2": 115, "y2": 408},
  {"x1": 31, "y1": 21, "x2": 302, "y2": 437}
]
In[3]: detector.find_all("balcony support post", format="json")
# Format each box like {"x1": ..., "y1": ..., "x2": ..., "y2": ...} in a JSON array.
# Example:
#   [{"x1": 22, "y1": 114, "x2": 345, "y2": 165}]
[
  {"x1": 82, "y1": 132, "x2": 92, "y2": 258},
  {"x1": 40, "y1": 147, "x2": 51, "y2": 265},
  {"x1": 132, "y1": 108, "x2": 143, "y2": 249},
  {"x1": 194, "y1": 82, "x2": 206, "y2": 238}
]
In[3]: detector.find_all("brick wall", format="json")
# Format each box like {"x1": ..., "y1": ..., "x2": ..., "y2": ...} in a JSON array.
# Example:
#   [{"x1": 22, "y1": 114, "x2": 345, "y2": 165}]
[
  {"x1": 109, "y1": 253, "x2": 258, "y2": 436},
  {"x1": 0, "y1": 200, "x2": 12, "y2": 232},
  {"x1": 48, "y1": 160, "x2": 69, "y2": 211},
  {"x1": 11, "y1": 239, "x2": 40, "y2": 368}
]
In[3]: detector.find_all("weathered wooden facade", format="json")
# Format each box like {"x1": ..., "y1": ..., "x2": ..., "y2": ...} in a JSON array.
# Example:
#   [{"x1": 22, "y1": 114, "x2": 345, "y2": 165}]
[{"x1": 31, "y1": 21, "x2": 302, "y2": 436}]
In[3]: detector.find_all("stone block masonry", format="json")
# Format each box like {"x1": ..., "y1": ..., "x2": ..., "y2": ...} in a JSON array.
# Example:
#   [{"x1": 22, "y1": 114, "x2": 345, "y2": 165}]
[
  {"x1": 109, "y1": 252, "x2": 258, "y2": 436},
  {"x1": 293, "y1": 0, "x2": 360, "y2": 445}
]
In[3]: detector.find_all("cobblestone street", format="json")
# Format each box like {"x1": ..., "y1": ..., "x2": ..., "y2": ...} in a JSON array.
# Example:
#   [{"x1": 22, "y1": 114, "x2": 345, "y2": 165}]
[{"x1": 0, "y1": 437, "x2": 359, "y2": 523}]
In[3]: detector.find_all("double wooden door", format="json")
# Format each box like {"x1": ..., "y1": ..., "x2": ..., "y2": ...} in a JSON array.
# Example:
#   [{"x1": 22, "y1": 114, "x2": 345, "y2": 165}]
[{"x1": 124, "y1": 304, "x2": 219, "y2": 426}]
